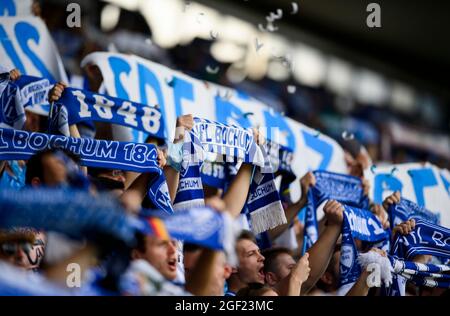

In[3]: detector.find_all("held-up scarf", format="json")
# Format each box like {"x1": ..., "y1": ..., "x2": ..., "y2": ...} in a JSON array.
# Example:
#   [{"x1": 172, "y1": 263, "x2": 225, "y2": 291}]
[
  {"x1": 246, "y1": 145, "x2": 286, "y2": 234},
  {"x1": 0, "y1": 73, "x2": 26, "y2": 129},
  {"x1": 303, "y1": 171, "x2": 370, "y2": 251},
  {"x1": 0, "y1": 188, "x2": 144, "y2": 246},
  {"x1": 0, "y1": 75, "x2": 166, "y2": 140},
  {"x1": 0, "y1": 127, "x2": 173, "y2": 213},
  {"x1": 383, "y1": 219, "x2": 450, "y2": 295},
  {"x1": 139, "y1": 207, "x2": 238, "y2": 267},
  {"x1": 0, "y1": 127, "x2": 161, "y2": 173},
  {"x1": 172, "y1": 131, "x2": 205, "y2": 210},
  {"x1": 339, "y1": 205, "x2": 389, "y2": 288},
  {"x1": 388, "y1": 198, "x2": 440, "y2": 227},
  {"x1": 0, "y1": 75, "x2": 53, "y2": 125},
  {"x1": 57, "y1": 86, "x2": 165, "y2": 140},
  {"x1": 191, "y1": 117, "x2": 286, "y2": 234}
]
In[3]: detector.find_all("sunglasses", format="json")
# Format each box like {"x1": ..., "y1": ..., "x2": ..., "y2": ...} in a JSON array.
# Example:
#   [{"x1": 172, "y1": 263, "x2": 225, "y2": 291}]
[
  {"x1": 0, "y1": 242, "x2": 33, "y2": 257},
  {"x1": 0, "y1": 238, "x2": 44, "y2": 257}
]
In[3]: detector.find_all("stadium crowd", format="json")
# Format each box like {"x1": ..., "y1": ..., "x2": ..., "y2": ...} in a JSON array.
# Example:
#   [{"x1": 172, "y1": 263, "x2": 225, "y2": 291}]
[{"x1": 0, "y1": 0, "x2": 449, "y2": 296}]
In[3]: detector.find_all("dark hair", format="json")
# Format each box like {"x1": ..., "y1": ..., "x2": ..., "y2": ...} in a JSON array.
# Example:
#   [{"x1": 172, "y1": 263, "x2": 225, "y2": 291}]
[
  {"x1": 184, "y1": 243, "x2": 202, "y2": 252},
  {"x1": 25, "y1": 149, "x2": 79, "y2": 185},
  {"x1": 237, "y1": 230, "x2": 256, "y2": 244},
  {"x1": 236, "y1": 283, "x2": 274, "y2": 296},
  {"x1": 261, "y1": 247, "x2": 292, "y2": 274},
  {"x1": 340, "y1": 139, "x2": 362, "y2": 158}
]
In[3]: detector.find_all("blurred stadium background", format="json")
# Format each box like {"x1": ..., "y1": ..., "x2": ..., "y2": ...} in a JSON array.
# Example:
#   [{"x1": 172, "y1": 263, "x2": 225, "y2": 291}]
[{"x1": 38, "y1": 0, "x2": 450, "y2": 168}]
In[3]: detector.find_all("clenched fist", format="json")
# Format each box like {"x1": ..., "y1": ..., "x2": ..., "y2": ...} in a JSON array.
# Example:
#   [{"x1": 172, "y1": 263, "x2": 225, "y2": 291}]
[{"x1": 48, "y1": 82, "x2": 67, "y2": 102}]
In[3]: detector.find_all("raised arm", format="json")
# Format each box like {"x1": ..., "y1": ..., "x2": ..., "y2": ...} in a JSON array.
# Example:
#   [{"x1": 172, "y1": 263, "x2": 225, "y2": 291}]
[
  {"x1": 268, "y1": 172, "x2": 316, "y2": 240},
  {"x1": 123, "y1": 149, "x2": 166, "y2": 203},
  {"x1": 164, "y1": 114, "x2": 194, "y2": 202},
  {"x1": 301, "y1": 199, "x2": 344, "y2": 294},
  {"x1": 275, "y1": 252, "x2": 311, "y2": 296}
]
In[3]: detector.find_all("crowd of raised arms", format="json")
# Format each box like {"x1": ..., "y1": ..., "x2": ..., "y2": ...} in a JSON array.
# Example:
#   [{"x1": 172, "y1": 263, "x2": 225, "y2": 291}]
[
  {"x1": 0, "y1": 66, "x2": 448, "y2": 296},
  {"x1": 0, "y1": 1, "x2": 449, "y2": 297}
]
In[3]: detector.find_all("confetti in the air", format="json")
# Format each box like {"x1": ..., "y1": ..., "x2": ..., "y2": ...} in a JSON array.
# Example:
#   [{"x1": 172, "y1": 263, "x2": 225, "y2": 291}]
[
  {"x1": 391, "y1": 167, "x2": 398, "y2": 175},
  {"x1": 341, "y1": 131, "x2": 355, "y2": 140},
  {"x1": 183, "y1": 1, "x2": 191, "y2": 12},
  {"x1": 255, "y1": 38, "x2": 264, "y2": 52},
  {"x1": 165, "y1": 77, "x2": 176, "y2": 87},
  {"x1": 209, "y1": 30, "x2": 218, "y2": 40},
  {"x1": 314, "y1": 130, "x2": 321, "y2": 138},
  {"x1": 268, "y1": 9, "x2": 283, "y2": 20},
  {"x1": 243, "y1": 112, "x2": 254, "y2": 118},
  {"x1": 287, "y1": 85, "x2": 296, "y2": 94},
  {"x1": 217, "y1": 89, "x2": 232, "y2": 100},
  {"x1": 206, "y1": 65, "x2": 219, "y2": 74},
  {"x1": 370, "y1": 165, "x2": 377, "y2": 174},
  {"x1": 291, "y1": 2, "x2": 299, "y2": 14},
  {"x1": 196, "y1": 12, "x2": 205, "y2": 24}
]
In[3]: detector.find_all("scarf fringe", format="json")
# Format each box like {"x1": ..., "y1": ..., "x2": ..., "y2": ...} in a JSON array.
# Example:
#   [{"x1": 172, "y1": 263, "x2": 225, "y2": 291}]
[
  {"x1": 250, "y1": 201, "x2": 287, "y2": 235},
  {"x1": 173, "y1": 199, "x2": 205, "y2": 212}
]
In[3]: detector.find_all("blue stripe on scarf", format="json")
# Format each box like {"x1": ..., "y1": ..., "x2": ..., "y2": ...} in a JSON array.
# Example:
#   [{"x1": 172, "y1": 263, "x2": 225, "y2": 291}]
[
  {"x1": 0, "y1": 75, "x2": 25, "y2": 129},
  {"x1": 192, "y1": 117, "x2": 285, "y2": 234},
  {"x1": 0, "y1": 127, "x2": 163, "y2": 174},
  {"x1": 15, "y1": 75, "x2": 53, "y2": 108},
  {"x1": 0, "y1": 188, "x2": 141, "y2": 245},
  {"x1": 141, "y1": 207, "x2": 234, "y2": 252},
  {"x1": 303, "y1": 171, "x2": 369, "y2": 251},
  {"x1": 192, "y1": 117, "x2": 264, "y2": 167},
  {"x1": 391, "y1": 220, "x2": 450, "y2": 261},
  {"x1": 384, "y1": 219, "x2": 450, "y2": 295},
  {"x1": 388, "y1": 198, "x2": 440, "y2": 227},
  {"x1": 173, "y1": 132, "x2": 204, "y2": 210},
  {"x1": 146, "y1": 173, "x2": 174, "y2": 214},
  {"x1": 58, "y1": 87, "x2": 165, "y2": 140},
  {"x1": 246, "y1": 146, "x2": 286, "y2": 234},
  {"x1": 339, "y1": 205, "x2": 389, "y2": 287}
]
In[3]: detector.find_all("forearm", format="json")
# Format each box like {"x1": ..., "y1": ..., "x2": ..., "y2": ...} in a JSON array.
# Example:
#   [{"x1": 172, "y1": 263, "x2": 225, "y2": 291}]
[
  {"x1": 185, "y1": 249, "x2": 218, "y2": 296},
  {"x1": 123, "y1": 172, "x2": 150, "y2": 203},
  {"x1": 223, "y1": 163, "x2": 253, "y2": 218},
  {"x1": 302, "y1": 224, "x2": 341, "y2": 293},
  {"x1": 69, "y1": 124, "x2": 87, "y2": 175},
  {"x1": 124, "y1": 171, "x2": 140, "y2": 190},
  {"x1": 346, "y1": 270, "x2": 370, "y2": 296},
  {"x1": 163, "y1": 165, "x2": 179, "y2": 202},
  {"x1": 268, "y1": 197, "x2": 307, "y2": 240}
]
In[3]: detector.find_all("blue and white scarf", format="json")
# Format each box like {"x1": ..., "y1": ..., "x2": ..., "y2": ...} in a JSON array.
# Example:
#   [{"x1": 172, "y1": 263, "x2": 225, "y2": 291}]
[
  {"x1": 303, "y1": 171, "x2": 370, "y2": 251},
  {"x1": 384, "y1": 220, "x2": 450, "y2": 295},
  {"x1": 0, "y1": 75, "x2": 53, "y2": 124},
  {"x1": 145, "y1": 172, "x2": 174, "y2": 215},
  {"x1": 0, "y1": 73, "x2": 26, "y2": 129},
  {"x1": 143, "y1": 207, "x2": 235, "y2": 251},
  {"x1": 200, "y1": 159, "x2": 238, "y2": 190},
  {"x1": 339, "y1": 205, "x2": 389, "y2": 288},
  {"x1": 388, "y1": 198, "x2": 440, "y2": 227},
  {"x1": 246, "y1": 146, "x2": 286, "y2": 234},
  {"x1": 0, "y1": 127, "x2": 162, "y2": 174},
  {"x1": 0, "y1": 188, "x2": 143, "y2": 245},
  {"x1": 263, "y1": 139, "x2": 296, "y2": 185},
  {"x1": 172, "y1": 131, "x2": 205, "y2": 210},
  {"x1": 191, "y1": 117, "x2": 265, "y2": 166},
  {"x1": 47, "y1": 102, "x2": 69, "y2": 136},
  {"x1": 192, "y1": 117, "x2": 286, "y2": 234},
  {"x1": 16, "y1": 75, "x2": 53, "y2": 111},
  {"x1": 57, "y1": 87, "x2": 165, "y2": 140}
]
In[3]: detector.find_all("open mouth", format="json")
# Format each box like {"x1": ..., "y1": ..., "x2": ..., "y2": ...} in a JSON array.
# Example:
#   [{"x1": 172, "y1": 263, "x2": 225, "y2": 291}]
[
  {"x1": 168, "y1": 259, "x2": 177, "y2": 271},
  {"x1": 258, "y1": 267, "x2": 265, "y2": 280}
]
